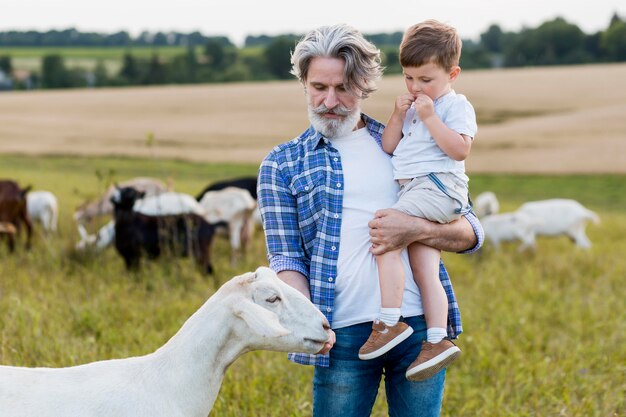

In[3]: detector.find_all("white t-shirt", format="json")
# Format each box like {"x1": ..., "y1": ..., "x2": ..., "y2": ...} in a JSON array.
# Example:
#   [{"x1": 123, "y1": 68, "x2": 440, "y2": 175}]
[
  {"x1": 329, "y1": 127, "x2": 423, "y2": 329},
  {"x1": 392, "y1": 90, "x2": 477, "y2": 182}
]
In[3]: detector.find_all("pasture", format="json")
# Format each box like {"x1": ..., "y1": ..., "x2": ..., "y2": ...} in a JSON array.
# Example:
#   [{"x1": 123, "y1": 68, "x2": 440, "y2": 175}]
[{"x1": 0, "y1": 154, "x2": 624, "y2": 416}]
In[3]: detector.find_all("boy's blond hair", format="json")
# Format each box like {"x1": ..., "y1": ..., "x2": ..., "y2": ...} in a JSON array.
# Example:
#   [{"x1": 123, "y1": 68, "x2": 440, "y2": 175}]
[{"x1": 400, "y1": 20, "x2": 462, "y2": 71}]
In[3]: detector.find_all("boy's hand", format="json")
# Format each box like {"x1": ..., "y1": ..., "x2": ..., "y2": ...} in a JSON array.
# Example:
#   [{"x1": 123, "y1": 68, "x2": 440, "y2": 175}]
[
  {"x1": 393, "y1": 93, "x2": 415, "y2": 118},
  {"x1": 414, "y1": 94, "x2": 435, "y2": 121}
]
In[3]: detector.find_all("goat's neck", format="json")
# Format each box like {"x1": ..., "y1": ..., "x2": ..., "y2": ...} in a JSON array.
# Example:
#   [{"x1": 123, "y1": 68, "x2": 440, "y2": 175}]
[{"x1": 149, "y1": 295, "x2": 248, "y2": 416}]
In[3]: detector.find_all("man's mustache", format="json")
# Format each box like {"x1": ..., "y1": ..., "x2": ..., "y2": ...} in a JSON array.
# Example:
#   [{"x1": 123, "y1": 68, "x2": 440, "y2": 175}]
[{"x1": 311, "y1": 104, "x2": 352, "y2": 117}]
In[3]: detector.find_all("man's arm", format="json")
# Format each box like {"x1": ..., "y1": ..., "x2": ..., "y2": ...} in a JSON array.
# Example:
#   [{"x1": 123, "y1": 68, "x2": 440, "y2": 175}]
[
  {"x1": 277, "y1": 270, "x2": 311, "y2": 300},
  {"x1": 368, "y1": 208, "x2": 481, "y2": 255}
]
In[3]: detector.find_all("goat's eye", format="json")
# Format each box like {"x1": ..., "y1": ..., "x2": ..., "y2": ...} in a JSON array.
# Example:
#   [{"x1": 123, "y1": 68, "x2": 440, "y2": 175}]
[{"x1": 266, "y1": 295, "x2": 281, "y2": 304}]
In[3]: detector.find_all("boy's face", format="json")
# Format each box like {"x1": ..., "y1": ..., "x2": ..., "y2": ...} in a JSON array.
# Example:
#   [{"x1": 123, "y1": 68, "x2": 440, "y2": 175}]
[{"x1": 403, "y1": 62, "x2": 460, "y2": 101}]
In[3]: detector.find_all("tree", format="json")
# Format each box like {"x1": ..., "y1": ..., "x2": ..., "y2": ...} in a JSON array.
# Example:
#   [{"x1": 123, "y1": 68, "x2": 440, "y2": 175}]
[
  {"x1": 264, "y1": 36, "x2": 295, "y2": 79},
  {"x1": 93, "y1": 60, "x2": 108, "y2": 87},
  {"x1": 41, "y1": 54, "x2": 70, "y2": 88},
  {"x1": 601, "y1": 20, "x2": 626, "y2": 61},
  {"x1": 119, "y1": 52, "x2": 140, "y2": 84},
  {"x1": 204, "y1": 39, "x2": 226, "y2": 70},
  {"x1": 0, "y1": 55, "x2": 12, "y2": 73},
  {"x1": 480, "y1": 24, "x2": 505, "y2": 53},
  {"x1": 144, "y1": 53, "x2": 166, "y2": 84}
]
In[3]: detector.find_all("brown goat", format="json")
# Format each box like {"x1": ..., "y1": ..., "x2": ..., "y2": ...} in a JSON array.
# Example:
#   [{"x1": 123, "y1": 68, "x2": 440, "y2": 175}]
[{"x1": 0, "y1": 180, "x2": 33, "y2": 252}]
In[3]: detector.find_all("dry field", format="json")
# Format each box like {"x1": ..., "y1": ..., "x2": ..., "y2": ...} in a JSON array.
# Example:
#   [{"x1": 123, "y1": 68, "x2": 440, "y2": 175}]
[{"x1": 0, "y1": 63, "x2": 624, "y2": 173}]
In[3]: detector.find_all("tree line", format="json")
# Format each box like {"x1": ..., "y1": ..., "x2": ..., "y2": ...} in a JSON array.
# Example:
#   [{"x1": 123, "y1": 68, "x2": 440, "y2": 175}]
[{"x1": 0, "y1": 13, "x2": 624, "y2": 90}]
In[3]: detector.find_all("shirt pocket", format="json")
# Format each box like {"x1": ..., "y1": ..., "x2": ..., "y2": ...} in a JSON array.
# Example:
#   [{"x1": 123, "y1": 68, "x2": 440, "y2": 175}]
[{"x1": 289, "y1": 171, "x2": 326, "y2": 246}]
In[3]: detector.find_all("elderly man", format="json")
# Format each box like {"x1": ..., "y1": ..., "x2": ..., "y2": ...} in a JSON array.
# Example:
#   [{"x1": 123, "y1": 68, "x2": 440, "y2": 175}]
[{"x1": 257, "y1": 24, "x2": 483, "y2": 417}]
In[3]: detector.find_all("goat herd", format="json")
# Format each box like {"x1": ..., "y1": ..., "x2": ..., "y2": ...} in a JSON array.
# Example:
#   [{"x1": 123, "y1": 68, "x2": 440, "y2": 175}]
[
  {"x1": 1, "y1": 177, "x2": 601, "y2": 273},
  {"x1": 473, "y1": 191, "x2": 600, "y2": 251},
  {"x1": 0, "y1": 176, "x2": 260, "y2": 274}
]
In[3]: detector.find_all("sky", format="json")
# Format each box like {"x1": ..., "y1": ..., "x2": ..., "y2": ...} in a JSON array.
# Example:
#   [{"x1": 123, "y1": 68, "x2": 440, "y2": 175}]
[{"x1": 3, "y1": 0, "x2": 625, "y2": 46}]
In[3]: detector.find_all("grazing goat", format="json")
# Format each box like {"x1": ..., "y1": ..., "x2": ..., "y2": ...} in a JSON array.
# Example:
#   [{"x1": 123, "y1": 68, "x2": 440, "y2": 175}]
[
  {"x1": 473, "y1": 191, "x2": 500, "y2": 218},
  {"x1": 199, "y1": 187, "x2": 257, "y2": 264},
  {"x1": 196, "y1": 176, "x2": 257, "y2": 201},
  {"x1": 0, "y1": 180, "x2": 32, "y2": 252},
  {"x1": 481, "y1": 211, "x2": 541, "y2": 251},
  {"x1": 74, "y1": 177, "x2": 168, "y2": 224},
  {"x1": 75, "y1": 192, "x2": 207, "y2": 252},
  {"x1": 0, "y1": 267, "x2": 331, "y2": 417},
  {"x1": 111, "y1": 187, "x2": 216, "y2": 274},
  {"x1": 26, "y1": 190, "x2": 59, "y2": 232},
  {"x1": 516, "y1": 199, "x2": 600, "y2": 249}
]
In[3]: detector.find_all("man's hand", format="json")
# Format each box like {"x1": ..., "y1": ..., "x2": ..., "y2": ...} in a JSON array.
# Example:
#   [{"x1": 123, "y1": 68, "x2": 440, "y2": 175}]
[
  {"x1": 317, "y1": 328, "x2": 336, "y2": 355},
  {"x1": 368, "y1": 208, "x2": 430, "y2": 255}
]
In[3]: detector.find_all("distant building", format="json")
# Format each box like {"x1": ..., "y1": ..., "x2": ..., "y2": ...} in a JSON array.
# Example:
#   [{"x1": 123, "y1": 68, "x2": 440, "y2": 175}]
[{"x1": 0, "y1": 69, "x2": 13, "y2": 91}]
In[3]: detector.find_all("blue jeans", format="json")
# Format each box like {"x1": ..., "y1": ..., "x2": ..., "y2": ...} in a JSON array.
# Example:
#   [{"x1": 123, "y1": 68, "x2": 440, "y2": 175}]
[{"x1": 313, "y1": 315, "x2": 445, "y2": 417}]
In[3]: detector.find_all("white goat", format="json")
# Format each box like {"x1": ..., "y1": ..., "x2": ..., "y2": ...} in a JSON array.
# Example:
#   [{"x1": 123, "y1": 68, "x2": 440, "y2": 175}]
[
  {"x1": 76, "y1": 220, "x2": 115, "y2": 251},
  {"x1": 473, "y1": 191, "x2": 500, "y2": 218},
  {"x1": 26, "y1": 190, "x2": 59, "y2": 232},
  {"x1": 75, "y1": 192, "x2": 204, "y2": 251},
  {"x1": 199, "y1": 187, "x2": 257, "y2": 263},
  {"x1": 74, "y1": 177, "x2": 168, "y2": 224},
  {"x1": 481, "y1": 211, "x2": 541, "y2": 251},
  {"x1": 0, "y1": 267, "x2": 330, "y2": 417},
  {"x1": 516, "y1": 199, "x2": 600, "y2": 249}
]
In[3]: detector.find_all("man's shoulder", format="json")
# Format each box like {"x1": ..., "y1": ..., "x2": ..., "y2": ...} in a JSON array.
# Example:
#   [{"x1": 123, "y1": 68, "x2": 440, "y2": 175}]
[{"x1": 263, "y1": 126, "x2": 317, "y2": 163}]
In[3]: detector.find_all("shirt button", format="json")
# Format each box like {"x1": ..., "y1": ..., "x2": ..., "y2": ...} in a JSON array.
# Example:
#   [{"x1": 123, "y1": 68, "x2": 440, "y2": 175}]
[
  {"x1": 328, "y1": 277, "x2": 334, "y2": 282},
  {"x1": 304, "y1": 186, "x2": 309, "y2": 191},
  {"x1": 413, "y1": 119, "x2": 416, "y2": 124},
  {"x1": 408, "y1": 132, "x2": 412, "y2": 136},
  {"x1": 333, "y1": 213, "x2": 339, "y2": 218},
  {"x1": 331, "y1": 246, "x2": 336, "y2": 251},
  {"x1": 292, "y1": 138, "x2": 299, "y2": 143},
  {"x1": 336, "y1": 183, "x2": 341, "y2": 188},
  {"x1": 326, "y1": 307, "x2": 332, "y2": 313},
  {"x1": 333, "y1": 157, "x2": 338, "y2": 162}
]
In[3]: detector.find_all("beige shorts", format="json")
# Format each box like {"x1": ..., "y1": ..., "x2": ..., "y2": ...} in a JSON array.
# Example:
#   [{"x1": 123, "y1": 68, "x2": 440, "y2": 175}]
[{"x1": 392, "y1": 173, "x2": 469, "y2": 224}]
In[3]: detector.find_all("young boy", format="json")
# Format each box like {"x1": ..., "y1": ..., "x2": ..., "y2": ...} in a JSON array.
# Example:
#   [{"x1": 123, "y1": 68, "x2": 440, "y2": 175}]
[{"x1": 358, "y1": 20, "x2": 477, "y2": 381}]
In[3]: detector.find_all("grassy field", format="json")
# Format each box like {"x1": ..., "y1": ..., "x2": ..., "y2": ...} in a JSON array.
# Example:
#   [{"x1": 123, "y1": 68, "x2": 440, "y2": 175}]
[{"x1": 0, "y1": 154, "x2": 623, "y2": 416}]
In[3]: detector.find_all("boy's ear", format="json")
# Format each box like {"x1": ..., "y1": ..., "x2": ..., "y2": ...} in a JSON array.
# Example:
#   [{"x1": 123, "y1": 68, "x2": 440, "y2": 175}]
[{"x1": 449, "y1": 66, "x2": 461, "y2": 82}]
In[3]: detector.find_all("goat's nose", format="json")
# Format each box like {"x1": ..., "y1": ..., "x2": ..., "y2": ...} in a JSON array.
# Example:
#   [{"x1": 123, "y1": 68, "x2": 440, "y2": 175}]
[{"x1": 322, "y1": 319, "x2": 330, "y2": 331}]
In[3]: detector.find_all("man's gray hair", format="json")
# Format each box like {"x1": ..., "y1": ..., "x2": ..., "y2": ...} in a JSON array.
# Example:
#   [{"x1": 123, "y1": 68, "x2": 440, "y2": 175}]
[{"x1": 291, "y1": 24, "x2": 383, "y2": 99}]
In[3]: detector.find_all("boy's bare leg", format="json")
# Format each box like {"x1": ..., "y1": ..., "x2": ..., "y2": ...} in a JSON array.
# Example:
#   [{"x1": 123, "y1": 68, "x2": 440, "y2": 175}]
[
  {"x1": 407, "y1": 242, "x2": 447, "y2": 329},
  {"x1": 358, "y1": 248, "x2": 413, "y2": 360},
  {"x1": 405, "y1": 241, "x2": 461, "y2": 381}
]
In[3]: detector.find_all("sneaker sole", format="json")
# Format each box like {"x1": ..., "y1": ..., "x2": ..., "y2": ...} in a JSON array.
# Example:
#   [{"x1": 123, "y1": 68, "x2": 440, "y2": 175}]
[
  {"x1": 358, "y1": 327, "x2": 414, "y2": 360},
  {"x1": 405, "y1": 346, "x2": 461, "y2": 382}
]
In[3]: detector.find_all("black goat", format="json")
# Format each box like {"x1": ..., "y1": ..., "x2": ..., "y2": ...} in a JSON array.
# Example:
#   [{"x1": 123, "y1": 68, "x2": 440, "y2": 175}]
[
  {"x1": 195, "y1": 176, "x2": 257, "y2": 201},
  {"x1": 110, "y1": 187, "x2": 216, "y2": 274}
]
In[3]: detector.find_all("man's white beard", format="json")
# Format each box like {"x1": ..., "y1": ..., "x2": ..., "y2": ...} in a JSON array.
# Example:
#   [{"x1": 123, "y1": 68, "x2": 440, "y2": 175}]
[{"x1": 307, "y1": 102, "x2": 362, "y2": 139}]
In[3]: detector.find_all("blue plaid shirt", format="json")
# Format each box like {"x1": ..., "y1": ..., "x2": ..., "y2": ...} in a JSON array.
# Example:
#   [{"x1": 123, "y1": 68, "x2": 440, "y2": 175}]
[{"x1": 258, "y1": 114, "x2": 484, "y2": 367}]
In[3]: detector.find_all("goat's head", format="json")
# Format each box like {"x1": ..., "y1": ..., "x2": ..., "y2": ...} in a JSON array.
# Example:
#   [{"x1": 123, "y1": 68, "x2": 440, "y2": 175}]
[
  {"x1": 226, "y1": 267, "x2": 330, "y2": 354},
  {"x1": 110, "y1": 186, "x2": 146, "y2": 211}
]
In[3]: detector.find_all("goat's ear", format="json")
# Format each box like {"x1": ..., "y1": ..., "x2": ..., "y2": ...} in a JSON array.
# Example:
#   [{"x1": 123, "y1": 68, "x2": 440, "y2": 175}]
[{"x1": 232, "y1": 299, "x2": 291, "y2": 338}]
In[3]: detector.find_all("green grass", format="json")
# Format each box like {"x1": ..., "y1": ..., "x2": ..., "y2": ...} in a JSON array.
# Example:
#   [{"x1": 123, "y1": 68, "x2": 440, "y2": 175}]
[{"x1": 0, "y1": 154, "x2": 624, "y2": 416}]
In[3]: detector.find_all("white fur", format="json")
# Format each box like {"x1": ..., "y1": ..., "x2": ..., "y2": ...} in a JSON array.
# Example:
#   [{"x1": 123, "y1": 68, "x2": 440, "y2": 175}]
[
  {"x1": 26, "y1": 191, "x2": 59, "y2": 232},
  {"x1": 517, "y1": 199, "x2": 600, "y2": 249},
  {"x1": 482, "y1": 211, "x2": 541, "y2": 251},
  {"x1": 473, "y1": 191, "x2": 500, "y2": 218},
  {"x1": 74, "y1": 178, "x2": 168, "y2": 224},
  {"x1": 0, "y1": 267, "x2": 330, "y2": 417},
  {"x1": 133, "y1": 192, "x2": 205, "y2": 217},
  {"x1": 199, "y1": 187, "x2": 257, "y2": 264},
  {"x1": 75, "y1": 193, "x2": 204, "y2": 251}
]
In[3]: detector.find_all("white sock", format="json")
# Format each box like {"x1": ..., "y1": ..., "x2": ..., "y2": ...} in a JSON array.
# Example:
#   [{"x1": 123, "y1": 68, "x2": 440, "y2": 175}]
[
  {"x1": 379, "y1": 308, "x2": 402, "y2": 327},
  {"x1": 427, "y1": 327, "x2": 448, "y2": 344}
]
